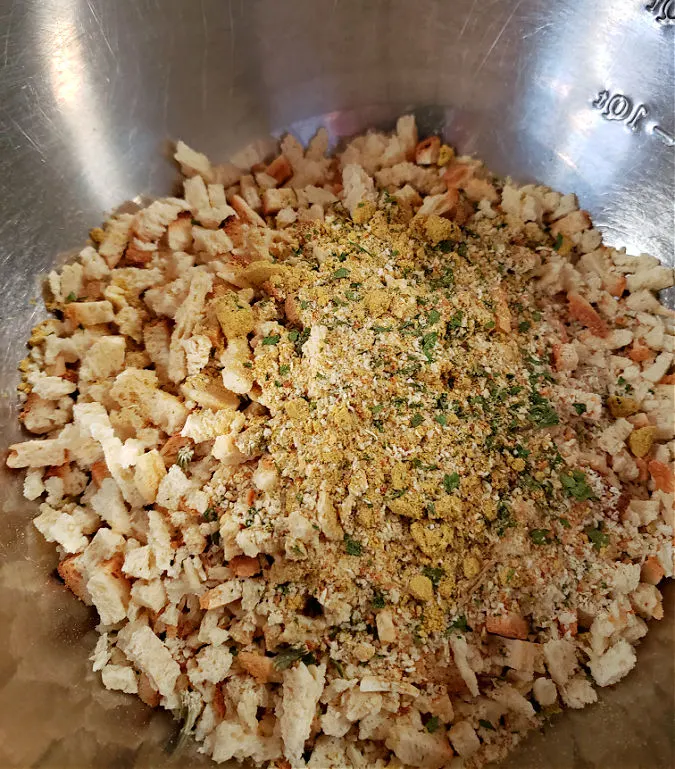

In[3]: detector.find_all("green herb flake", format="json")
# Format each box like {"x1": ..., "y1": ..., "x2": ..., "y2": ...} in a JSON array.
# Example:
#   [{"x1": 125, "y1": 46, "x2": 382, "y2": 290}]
[
  {"x1": 330, "y1": 658, "x2": 345, "y2": 678},
  {"x1": 421, "y1": 331, "x2": 438, "y2": 361},
  {"x1": 344, "y1": 533, "x2": 363, "y2": 556},
  {"x1": 422, "y1": 566, "x2": 445, "y2": 587},
  {"x1": 427, "y1": 309, "x2": 441, "y2": 325},
  {"x1": 443, "y1": 472, "x2": 460, "y2": 493},
  {"x1": 518, "y1": 320, "x2": 531, "y2": 333},
  {"x1": 425, "y1": 716, "x2": 441, "y2": 734},
  {"x1": 573, "y1": 402, "x2": 587, "y2": 415},
  {"x1": 273, "y1": 645, "x2": 315, "y2": 671},
  {"x1": 553, "y1": 233, "x2": 564, "y2": 250},
  {"x1": 262, "y1": 334, "x2": 280, "y2": 346},
  {"x1": 479, "y1": 719, "x2": 495, "y2": 731},
  {"x1": 559, "y1": 517, "x2": 571, "y2": 529},
  {"x1": 332, "y1": 268, "x2": 350, "y2": 279},
  {"x1": 528, "y1": 393, "x2": 559, "y2": 427},
  {"x1": 410, "y1": 413, "x2": 424, "y2": 428},
  {"x1": 529, "y1": 528, "x2": 552, "y2": 545},
  {"x1": 279, "y1": 364, "x2": 290, "y2": 376},
  {"x1": 371, "y1": 590, "x2": 386, "y2": 609},
  {"x1": 448, "y1": 615, "x2": 470, "y2": 633},
  {"x1": 560, "y1": 469, "x2": 595, "y2": 501},
  {"x1": 585, "y1": 524, "x2": 610, "y2": 551},
  {"x1": 65, "y1": 292, "x2": 77, "y2": 303},
  {"x1": 448, "y1": 310, "x2": 464, "y2": 329},
  {"x1": 434, "y1": 413, "x2": 447, "y2": 426}
]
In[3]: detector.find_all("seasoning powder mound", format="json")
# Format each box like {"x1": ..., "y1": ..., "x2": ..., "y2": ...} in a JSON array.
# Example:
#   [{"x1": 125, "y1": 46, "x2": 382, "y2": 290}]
[{"x1": 7, "y1": 116, "x2": 674, "y2": 769}]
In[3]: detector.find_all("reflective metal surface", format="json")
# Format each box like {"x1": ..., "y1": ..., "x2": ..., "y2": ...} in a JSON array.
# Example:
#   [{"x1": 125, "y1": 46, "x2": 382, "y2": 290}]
[{"x1": 0, "y1": 1, "x2": 673, "y2": 767}]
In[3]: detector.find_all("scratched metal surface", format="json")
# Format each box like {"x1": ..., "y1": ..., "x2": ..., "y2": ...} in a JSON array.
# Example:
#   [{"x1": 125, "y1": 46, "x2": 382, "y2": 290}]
[{"x1": 0, "y1": 1, "x2": 673, "y2": 767}]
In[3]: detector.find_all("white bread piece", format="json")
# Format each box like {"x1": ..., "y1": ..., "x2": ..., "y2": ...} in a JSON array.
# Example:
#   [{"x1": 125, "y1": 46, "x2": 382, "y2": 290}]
[
  {"x1": 47, "y1": 262, "x2": 84, "y2": 302},
  {"x1": 198, "y1": 609, "x2": 231, "y2": 646},
  {"x1": 597, "y1": 418, "x2": 634, "y2": 456},
  {"x1": 448, "y1": 720, "x2": 480, "y2": 758},
  {"x1": 396, "y1": 114, "x2": 418, "y2": 159},
  {"x1": 134, "y1": 450, "x2": 166, "y2": 505},
  {"x1": 87, "y1": 561, "x2": 130, "y2": 625},
  {"x1": 588, "y1": 638, "x2": 637, "y2": 687},
  {"x1": 156, "y1": 465, "x2": 192, "y2": 510},
  {"x1": 79, "y1": 336, "x2": 126, "y2": 381},
  {"x1": 64, "y1": 300, "x2": 115, "y2": 327},
  {"x1": 277, "y1": 662, "x2": 326, "y2": 765},
  {"x1": 110, "y1": 369, "x2": 187, "y2": 434},
  {"x1": 630, "y1": 582, "x2": 664, "y2": 619},
  {"x1": 192, "y1": 226, "x2": 233, "y2": 256},
  {"x1": 490, "y1": 684, "x2": 536, "y2": 720},
  {"x1": 168, "y1": 269, "x2": 213, "y2": 384},
  {"x1": 131, "y1": 579, "x2": 167, "y2": 613},
  {"x1": 101, "y1": 663, "x2": 138, "y2": 694},
  {"x1": 187, "y1": 644, "x2": 233, "y2": 685},
  {"x1": 320, "y1": 706, "x2": 351, "y2": 738},
  {"x1": 98, "y1": 213, "x2": 134, "y2": 268},
  {"x1": 212, "y1": 433, "x2": 248, "y2": 465},
  {"x1": 376, "y1": 609, "x2": 396, "y2": 643},
  {"x1": 386, "y1": 716, "x2": 453, "y2": 768},
  {"x1": 182, "y1": 335, "x2": 212, "y2": 376},
  {"x1": 148, "y1": 509, "x2": 173, "y2": 573},
  {"x1": 33, "y1": 503, "x2": 88, "y2": 554},
  {"x1": 181, "y1": 408, "x2": 235, "y2": 443},
  {"x1": 30, "y1": 375, "x2": 76, "y2": 400},
  {"x1": 317, "y1": 489, "x2": 343, "y2": 541},
  {"x1": 626, "y1": 265, "x2": 675, "y2": 293},
  {"x1": 90, "y1": 477, "x2": 133, "y2": 535},
  {"x1": 502, "y1": 638, "x2": 539, "y2": 673},
  {"x1": 23, "y1": 468, "x2": 45, "y2": 500},
  {"x1": 90, "y1": 632, "x2": 112, "y2": 672},
  {"x1": 117, "y1": 623, "x2": 180, "y2": 697},
  {"x1": 642, "y1": 352, "x2": 673, "y2": 383},
  {"x1": 122, "y1": 544, "x2": 156, "y2": 580},
  {"x1": 449, "y1": 635, "x2": 479, "y2": 697},
  {"x1": 252, "y1": 456, "x2": 278, "y2": 491},
  {"x1": 342, "y1": 689, "x2": 383, "y2": 723},
  {"x1": 20, "y1": 393, "x2": 71, "y2": 435},
  {"x1": 133, "y1": 198, "x2": 188, "y2": 241},
  {"x1": 6, "y1": 438, "x2": 67, "y2": 469},
  {"x1": 211, "y1": 720, "x2": 283, "y2": 764},
  {"x1": 143, "y1": 320, "x2": 171, "y2": 381},
  {"x1": 199, "y1": 580, "x2": 243, "y2": 610},
  {"x1": 341, "y1": 163, "x2": 377, "y2": 217},
  {"x1": 80, "y1": 245, "x2": 110, "y2": 280},
  {"x1": 543, "y1": 639, "x2": 578, "y2": 686},
  {"x1": 167, "y1": 216, "x2": 192, "y2": 251},
  {"x1": 181, "y1": 375, "x2": 239, "y2": 411},
  {"x1": 262, "y1": 187, "x2": 297, "y2": 215},
  {"x1": 175, "y1": 140, "x2": 213, "y2": 182},
  {"x1": 561, "y1": 676, "x2": 598, "y2": 709},
  {"x1": 532, "y1": 677, "x2": 558, "y2": 706},
  {"x1": 78, "y1": 528, "x2": 126, "y2": 575}
]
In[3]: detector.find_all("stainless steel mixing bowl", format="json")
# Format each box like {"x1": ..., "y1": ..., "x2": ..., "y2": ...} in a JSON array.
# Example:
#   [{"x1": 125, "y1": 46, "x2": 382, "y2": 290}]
[{"x1": 0, "y1": 1, "x2": 673, "y2": 767}]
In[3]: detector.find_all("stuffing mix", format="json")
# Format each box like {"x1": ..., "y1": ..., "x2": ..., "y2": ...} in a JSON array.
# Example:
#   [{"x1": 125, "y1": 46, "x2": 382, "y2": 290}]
[{"x1": 6, "y1": 115, "x2": 674, "y2": 769}]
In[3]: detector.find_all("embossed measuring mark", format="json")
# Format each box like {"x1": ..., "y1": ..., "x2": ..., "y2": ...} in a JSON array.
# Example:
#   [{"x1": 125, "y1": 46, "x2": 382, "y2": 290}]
[
  {"x1": 592, "y1": 89, "x2": 674, "y2": 147},
  {"x1": 646, "y1": 0, "x2": 674, "y2": 23}
]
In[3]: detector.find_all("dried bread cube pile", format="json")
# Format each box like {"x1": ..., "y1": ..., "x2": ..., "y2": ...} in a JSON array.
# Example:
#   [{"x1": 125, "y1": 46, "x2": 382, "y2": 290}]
[{"x1": 6, "y1": 115, "x2": 674, "y2": 769}]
